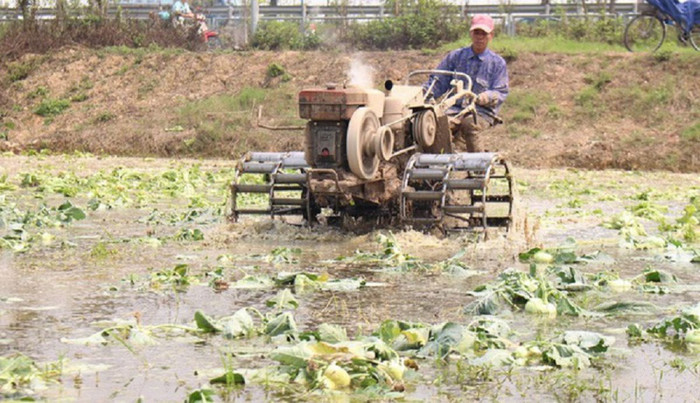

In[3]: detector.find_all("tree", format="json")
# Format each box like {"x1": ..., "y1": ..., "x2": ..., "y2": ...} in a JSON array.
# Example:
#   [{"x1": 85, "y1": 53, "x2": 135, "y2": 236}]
[
  {"x1": 18, "y1": 0, "x2": 33, "y2": 24},
  {"x1": 56, "y1": 0, "x2": 68, "y2": 23},
  {"x1": 90, "y1": 0, "x2": 108, "y2": 17}
]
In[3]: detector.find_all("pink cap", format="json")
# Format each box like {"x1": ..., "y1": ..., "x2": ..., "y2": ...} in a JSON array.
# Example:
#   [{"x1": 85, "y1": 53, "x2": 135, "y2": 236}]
[{"x1": 470, "y1": 14, "x2": 494, "y2": 33}]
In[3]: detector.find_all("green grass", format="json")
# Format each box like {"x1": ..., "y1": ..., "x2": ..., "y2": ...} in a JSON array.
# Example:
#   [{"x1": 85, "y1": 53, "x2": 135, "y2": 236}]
[
  {"x1": 507, "y1": 125, "x2": 541, "y2": 139},
  {"x1": 623, "y1": 130, "x2": 658, "y2": 147},
  {"x1": 435, "y1": 35, "x2": 623, "y2": 55},
  {"x1": 137, "y1": 79, "x2": 158, "y2": 99},
  {"x1": 6, "y1": 60, "x2": 38, "y2": 82},
  {"x1": 584, "y1": 71, "x2": 612, "y2": 91},
  {"x1": 97, "y1": 44, "x2": 185, "y2": 58},
  {"x1": 175, "y1": 86, "x2": 302, "y2": 154},
  {"x1": 27, "y1": 86, "x2": 49, "y2": 99},
  {"x1": 179, "y1": 87, "x2": 268, "y2": 121},
  {"x1": 608, "y1": 78, "x2": 675, "y2": 122},
  {"x1": 574, "y1": 86, "x2": 599, "y2": 110},
  {"x1": 70, "y1": 93, "x2": 89, "y2": 102},
  {"x1": 681, "y1": 122, "x2": 700, "y2": 142},
  {"x1": 93, "y1": 111, "x2": 115, "y2": 123},
  {"x1": 503, "y1": 89, "x2": 557, "y2": 124},
  {"x1": 492, "y1": 36, "x2": 623, "y2": 54},
  {"x1": 435, "y1": 35, "x2": 700, "y2": 55},
  {"x1": 34, "y1": 98, "x2": 70, "y2": 117}
]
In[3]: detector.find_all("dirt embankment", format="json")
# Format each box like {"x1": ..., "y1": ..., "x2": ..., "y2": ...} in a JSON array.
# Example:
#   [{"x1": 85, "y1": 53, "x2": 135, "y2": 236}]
[{"x1": 1, "y1": 48, "x2": 698, "y2": 172}]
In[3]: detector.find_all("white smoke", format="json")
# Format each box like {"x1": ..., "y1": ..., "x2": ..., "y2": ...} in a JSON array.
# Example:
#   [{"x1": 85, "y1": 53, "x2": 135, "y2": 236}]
[{"x1": 347, "y1": 55, "x2": 375, "y2": 89}]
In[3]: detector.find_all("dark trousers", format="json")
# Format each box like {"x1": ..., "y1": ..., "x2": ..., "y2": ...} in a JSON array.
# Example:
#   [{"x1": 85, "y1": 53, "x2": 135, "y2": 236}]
[{"x1": 450, "y1": 112, "x2": 493, "y2": 152}]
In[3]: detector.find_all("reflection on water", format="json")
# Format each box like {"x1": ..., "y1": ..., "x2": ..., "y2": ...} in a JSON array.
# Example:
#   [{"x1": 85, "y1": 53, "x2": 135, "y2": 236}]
[{"x1": 1, "y1": 157, "x2": 698, "y2": 401}]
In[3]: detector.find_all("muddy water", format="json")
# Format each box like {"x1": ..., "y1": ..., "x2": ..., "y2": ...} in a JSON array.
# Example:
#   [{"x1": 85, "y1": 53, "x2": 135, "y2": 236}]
[{"x1": 1, "y1": 155, "x2": 699, "y2": 401}]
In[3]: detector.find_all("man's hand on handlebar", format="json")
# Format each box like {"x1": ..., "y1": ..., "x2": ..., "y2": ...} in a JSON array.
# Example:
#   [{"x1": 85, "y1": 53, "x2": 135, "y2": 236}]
[{"x1": 475, "y1": 92, "x2": 491, "y2": 106}]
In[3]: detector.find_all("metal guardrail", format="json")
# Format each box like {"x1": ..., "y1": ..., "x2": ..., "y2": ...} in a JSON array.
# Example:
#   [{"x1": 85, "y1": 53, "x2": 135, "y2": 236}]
[{"x1": 0, "y1": 2, "x2": 639, "y2": 25}]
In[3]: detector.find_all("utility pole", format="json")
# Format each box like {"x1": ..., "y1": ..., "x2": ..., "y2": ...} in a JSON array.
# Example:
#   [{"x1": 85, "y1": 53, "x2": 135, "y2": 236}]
[{"x1": 251, "y1": 0, "x2": 258, "y2": 35}]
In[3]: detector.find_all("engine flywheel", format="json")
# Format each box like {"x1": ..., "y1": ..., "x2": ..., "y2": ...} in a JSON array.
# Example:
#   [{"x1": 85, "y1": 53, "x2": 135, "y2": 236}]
[{"x1": 347, "y1": 107, "x2": 380, "y2": 179}]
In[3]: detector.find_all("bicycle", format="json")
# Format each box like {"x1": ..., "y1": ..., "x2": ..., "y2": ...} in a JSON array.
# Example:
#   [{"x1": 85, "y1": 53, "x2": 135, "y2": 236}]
[{"x1": 624, "y1": 0, "x2": 700, "y2": 52}]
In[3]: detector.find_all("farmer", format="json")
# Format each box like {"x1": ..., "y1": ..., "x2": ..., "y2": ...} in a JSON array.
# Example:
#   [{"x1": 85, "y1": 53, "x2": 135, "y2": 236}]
[{"x1": 425, "y1": 14, "x2": 509, "y2": 152}]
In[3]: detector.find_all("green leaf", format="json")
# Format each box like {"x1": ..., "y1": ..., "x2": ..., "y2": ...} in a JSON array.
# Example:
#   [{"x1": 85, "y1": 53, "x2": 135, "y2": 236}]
[
  {"x1": 464, "y1": 291, "x2": 503, "y2": 315},
  {"x1": 393, "y1": 327, "x2": 430, "y2": 351},
  {"x1": 60, "y1": 331, "x2": 109, "y2": 346},
  {"x1": 364, "y1": 339, "x2": 399, "y2": 361},
  {"x1": 469, "y1": 349, "x2": 515, "y2": 367},
  {"x1": 559, "y1": 331, "x2": 614, "y2": 353},
  {"x1": 467, "y1": 316, "x2": 511, "y2": 339},
  {"x1": 518, "y1": 247, "x2": 543, "y2": 262},
  {"x1": 210, "y1": 371, "x2": 245, "y2": 385},
  {"x1": 194, "y1": 311, "x2": 222, "y2": 333},
  {"x1": 232, "y1": 275, "x2": 274, "y2": 289},
  {"x1": 266, "y1": 289, "x2": 299, "y2": 309},
  {"x1": 681, "y1": 303, "x2": 700, "y2": 326},
  {"x1": 594, "y1": 301, "x2": 658, "y2": 314},
  {"x1": 175, "y1": 228, "x2": 204, "y2": 241},
  {"x1": 554, "y1": 251, "x2": 578, "y2": 264},
  {"x1": 550, "y1": 266, "x2": 586, "y2": 285},
  {"x1": 275, "y1": 271, "x2": 319, "y2": 285},
  {"x1": 542, "y1": 344, "x2": 591, "y2": 369},
  {"x1": 220, "y1": 308, "x2": 255, "y2": 339},
  {"x1": 376, "y1": 320, "x2": 402, "y2": 343},
  {"x1": 57, "y1": 201, "x2": 86, "y2": 222},
  {"x1": 318, "y1": 323, "x2": 348, "y2": 343},
  {"x1": 556, "y1": 297, "x2": 584, "y2": 316},
  {"x1": 187, "y1": 388, "x2": 214, "y2": 403},
  {"x1": 418, "y1": 322, "x2": 464, "y2": 358},
  {"x1": 294, "y1": 274, "x2": 322, "y2": 294},
  {"x1": 173, "y1": 264, "x2": 188, "y2": 277},
  {"x1": 627, "y1": 323, "x2": 644, "y2": 339},
  {"x1": 265, "y1": 312, "x2": 297, "y2": 336},
  {"x1": 643, "y1": 269, "x2": 677, "y2": 283},
  {"x1": 271, "y1": 343, "x2": 313, "y2": 367}
]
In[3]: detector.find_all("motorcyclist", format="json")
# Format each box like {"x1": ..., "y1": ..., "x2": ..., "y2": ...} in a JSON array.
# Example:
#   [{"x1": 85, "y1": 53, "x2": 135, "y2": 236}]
[{"x1": 171, "y1": 0, "x2": 195, "y2": 25}]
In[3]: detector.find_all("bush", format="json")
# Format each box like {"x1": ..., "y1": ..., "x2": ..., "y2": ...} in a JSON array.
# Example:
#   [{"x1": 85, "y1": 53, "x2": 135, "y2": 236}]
[
  {"x1": 252, "y1": 21, "x2": 320, "y2": 50},
  {"x1": 0, "y1": 17, "x2": 196, "y2": 62},
  {"x1": 266, "y1": 63, "x2": 286, "y2": 79},
  {"x1": 34, "y1": 98, "x2": 70, "y2": 117},
  {"x1": 514, "y1": 10, "x2": 624, "y2": 44},
  {"x1": 344, "y1": 0, "x2": 466, "y2": 50},
  {"x1": 6, "y1": 59, "x2": 40, "y2": 82}
]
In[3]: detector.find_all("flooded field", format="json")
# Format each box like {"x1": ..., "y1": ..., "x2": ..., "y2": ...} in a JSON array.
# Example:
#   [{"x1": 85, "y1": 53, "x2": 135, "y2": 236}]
[{"x1": 1, "y1": 153, "x2": 699, "y2": 402}]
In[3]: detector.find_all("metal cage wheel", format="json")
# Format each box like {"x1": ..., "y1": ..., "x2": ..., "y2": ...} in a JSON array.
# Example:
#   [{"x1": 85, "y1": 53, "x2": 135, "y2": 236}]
[
  {"x1": 347, "y1": 107, "x2": 380, "y2": 179},
  {"x1": 624, "y1": 14, "x2": 666, "y2": 52}
]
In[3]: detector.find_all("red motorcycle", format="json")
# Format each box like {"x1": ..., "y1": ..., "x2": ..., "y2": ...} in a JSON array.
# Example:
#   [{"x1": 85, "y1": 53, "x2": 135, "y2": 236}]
[{"x1": 193, "y1": 10, "x2": 222, "y2": 49}]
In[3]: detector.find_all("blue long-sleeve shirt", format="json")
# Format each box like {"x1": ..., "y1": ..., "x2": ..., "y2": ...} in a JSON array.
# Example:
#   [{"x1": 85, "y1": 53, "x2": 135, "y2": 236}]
[{"x1": 426, "y1": 46, "x2": 509, "y2": 118}]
